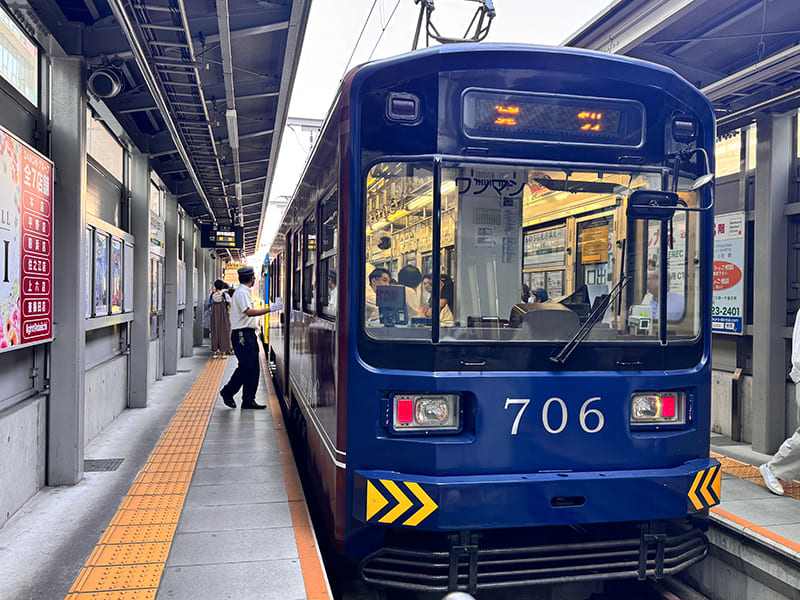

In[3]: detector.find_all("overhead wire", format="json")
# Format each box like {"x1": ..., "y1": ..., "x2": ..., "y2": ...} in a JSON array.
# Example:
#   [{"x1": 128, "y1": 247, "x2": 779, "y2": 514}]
[
  {"x1": 341, "y1": 0, "x2": 379, "y2": 81},
  {"x1": 368, "y1": 0, "x2": 403, "y2": 61}
]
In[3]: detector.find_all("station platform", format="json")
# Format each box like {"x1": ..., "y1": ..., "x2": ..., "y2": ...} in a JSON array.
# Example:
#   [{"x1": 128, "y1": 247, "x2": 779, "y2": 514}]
[
  {"x1": 709, "y1": 435, "x2": 800, "y2": 554},
  {"x1": 2, "y1": 347, "x2": 800, "y2": 600},
  {"x1": 0, "y1": 347, "x2": 331, "y2": 600}
]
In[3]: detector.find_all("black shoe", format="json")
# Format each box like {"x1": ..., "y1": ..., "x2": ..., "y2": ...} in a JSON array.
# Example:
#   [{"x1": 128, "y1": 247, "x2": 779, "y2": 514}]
[
  {"x1": 240, "y1": 401, "x2": 266, "y2": 410},
  {"x1": 221, "y1": 391, "x2": 236, "y2": 408}
]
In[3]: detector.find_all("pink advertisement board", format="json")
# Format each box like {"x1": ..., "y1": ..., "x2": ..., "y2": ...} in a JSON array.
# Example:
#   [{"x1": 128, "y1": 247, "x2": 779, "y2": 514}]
[{"x1": 0, "y1": 129, "x2": 53, "y2": 352}]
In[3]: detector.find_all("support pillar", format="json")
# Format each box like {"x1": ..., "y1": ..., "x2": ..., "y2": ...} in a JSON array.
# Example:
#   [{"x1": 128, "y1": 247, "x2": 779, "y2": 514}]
[
  {"x1": 752, "y1": 112, "x2": 793, "y2": 453},
  {"x1": 163, "y1": 192, "x2": 178, "y2": 375},
  {"x1": 194, "y1": 231, "x2": 207, "y2": 346},
  {"x1": 128, "y1": 150, "x2": 151, "y2": 408},
  {"x1": 48, "y1": 57, "x2": 87, "y2": 485},
  {"x1": 182, "y1": 212, "x2": 195, "y2": 357}
]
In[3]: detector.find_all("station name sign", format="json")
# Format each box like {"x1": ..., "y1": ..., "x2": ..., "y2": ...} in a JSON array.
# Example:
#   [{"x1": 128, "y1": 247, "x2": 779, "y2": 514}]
[{"x1": 201, "y1": 224, "x2": 244, "y2": 249}]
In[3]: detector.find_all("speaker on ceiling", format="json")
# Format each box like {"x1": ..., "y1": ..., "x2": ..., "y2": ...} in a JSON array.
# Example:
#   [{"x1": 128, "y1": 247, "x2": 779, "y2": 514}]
[{"x1": 88, "y1": 68, "x2": 123, "y2": 99}]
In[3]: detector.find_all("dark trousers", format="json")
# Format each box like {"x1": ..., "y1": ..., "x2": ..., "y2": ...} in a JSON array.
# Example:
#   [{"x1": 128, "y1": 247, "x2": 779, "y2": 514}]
[{"x1": 221, "y1": 328, "x2": 260, "y2": 403}]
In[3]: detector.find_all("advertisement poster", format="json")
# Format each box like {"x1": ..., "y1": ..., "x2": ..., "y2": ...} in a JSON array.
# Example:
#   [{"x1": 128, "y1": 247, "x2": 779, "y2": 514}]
[
  {"x1": 0, "y1": 128, "x2": 53, "y2": 352},
  {"x1": 85, "y1": 228, "x2": 92, "y2": 318},
  {"x1": 712, "y1": 212, "x2": 745, "y2": 334},
  {"x1": 150, "y1": 211, "x2": 164, "y2": 257},
  {"x1": 94, "y1": 232, "x2": 108, "y2": 316},
  {"x1": 110, "y1": 238, "x2": 122, "y2": 314},
  {"x1": 580, "y1": 224, "x2": 610, "y2": 264},
  {"x1": 524, "y1": 226, "x2": 566, "y2": 269},
  {"x1": 224, "y1": 263, "x2": 244, "y2": 286}
]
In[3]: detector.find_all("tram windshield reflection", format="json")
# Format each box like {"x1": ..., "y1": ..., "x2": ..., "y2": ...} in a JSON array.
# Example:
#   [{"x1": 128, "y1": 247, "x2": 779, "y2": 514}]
[{"x1": 363, "y1": 161, "x2": 701, "y2": 344}]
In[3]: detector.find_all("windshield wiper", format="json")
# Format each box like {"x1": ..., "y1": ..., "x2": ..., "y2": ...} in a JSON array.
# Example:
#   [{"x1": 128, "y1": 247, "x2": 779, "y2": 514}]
[{"x1": 549, "y1": 274, "x2": 630, "y2": 365}]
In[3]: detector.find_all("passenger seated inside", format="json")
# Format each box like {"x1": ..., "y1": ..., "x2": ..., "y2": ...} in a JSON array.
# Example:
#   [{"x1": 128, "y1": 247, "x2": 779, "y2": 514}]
[
  {"x1": 642, "y1": 268, "x2": 684, "y2": 321},
  {"x1": 365, "y1": 267, "x2": 391, "y2": 322},
  {"x1": 397, "y1": 265, "x2": 422, "y2": 318},
  {"x1": 327, "y1": 268, "x2": 337, "y2": 313},
  {"x1": 530, "y1": 287, "x2": 548, "y2": 304},
  {"x1": 420, "y1": 273, "x2": 454, "y2": 325}
]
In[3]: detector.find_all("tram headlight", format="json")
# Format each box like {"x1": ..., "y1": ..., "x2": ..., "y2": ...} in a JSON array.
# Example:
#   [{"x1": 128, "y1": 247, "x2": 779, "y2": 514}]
[
  {"x1": 391, "y1": 393, "x2": 461, "y2": 434},
  {"x1": 630, "y1": 391, "x2": 686, "y2": 425}
]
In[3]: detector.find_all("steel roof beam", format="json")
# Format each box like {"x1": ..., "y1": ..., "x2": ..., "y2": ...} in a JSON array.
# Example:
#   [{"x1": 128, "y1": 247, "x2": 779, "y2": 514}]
[
  {"x1": 702, "y1": 44, "x2": 800, "y2": 102},
  {"x1": 216, "y1": 0, "x2": 244, "y2": 228},
  {"x1": 565, "y1": 0, "x2": 706, "y2": 54},
  {"x1": 108, "y1": 0, "x2": 219, "y2": 225}
]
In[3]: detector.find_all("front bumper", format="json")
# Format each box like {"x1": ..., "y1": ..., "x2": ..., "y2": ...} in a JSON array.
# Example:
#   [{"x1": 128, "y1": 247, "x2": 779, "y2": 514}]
[
  {"x1": 359, "y1": 520, "x2": 709, "y2": 593},
  {"x1": 353, "y1": 457, "x2": 720, "y2": 530}
]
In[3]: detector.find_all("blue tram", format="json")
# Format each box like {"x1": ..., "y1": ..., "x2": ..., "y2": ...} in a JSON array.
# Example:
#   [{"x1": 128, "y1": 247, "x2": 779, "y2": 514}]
[{"x1": 266, "y1": 44, "x2": 719, "y2": 595}]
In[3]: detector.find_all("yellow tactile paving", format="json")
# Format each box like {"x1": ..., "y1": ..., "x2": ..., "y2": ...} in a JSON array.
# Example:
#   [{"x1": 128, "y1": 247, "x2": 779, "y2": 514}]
[
  {"x1": 712, "y1": 451, "x2": 800, "y2": 499},
  {"x1": 126, "y1": 482, "x2": 191, "y2": 497},
  {"x1": 65, "y1": 358, "x2": 228, "y2": 599},
  {"x1": 134, "y1": 470, "x2": 195, "y2": 485},
  {"x1": 109, "y1": 508, "x2": 182, "y2": 526},
  {"x1": 98, "y1": 523, "x2": 179, "y2": 545},
  {"x1": 69, "y1": 564, "x2": 164, "y2": 592},
  {"x1": 119, "y1": 494, "x2": 186, "y2": 511},
  {"x1": 85, "y1": 542, "x2": 172, "y2": 566},
  {"x1": 66, "y1": 590, "x2": 157, "y2": 600}
]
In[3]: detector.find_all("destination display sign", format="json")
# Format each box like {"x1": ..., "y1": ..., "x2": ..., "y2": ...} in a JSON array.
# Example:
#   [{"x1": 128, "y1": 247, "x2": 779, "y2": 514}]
[{"x1": 463, "y1": 89, "x2": 644, "y2": 146}]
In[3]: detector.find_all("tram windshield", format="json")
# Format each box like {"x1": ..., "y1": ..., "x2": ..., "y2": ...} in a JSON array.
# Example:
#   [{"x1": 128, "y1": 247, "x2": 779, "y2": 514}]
[{"x1": 363, "y1": 161, "x2": 702, "y2": 345}]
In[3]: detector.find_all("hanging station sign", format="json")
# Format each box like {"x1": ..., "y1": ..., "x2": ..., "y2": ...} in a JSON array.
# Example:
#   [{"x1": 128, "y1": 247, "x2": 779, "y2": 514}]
[{"x1": 0, "y1": 127, "x2": 53, "y2": 352}]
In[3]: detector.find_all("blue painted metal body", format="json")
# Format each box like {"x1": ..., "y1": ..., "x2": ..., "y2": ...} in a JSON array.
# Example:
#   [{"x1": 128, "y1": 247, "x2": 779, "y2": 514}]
[{"x1": 270, "y1": 44, "x2": 718, "y2": 567}]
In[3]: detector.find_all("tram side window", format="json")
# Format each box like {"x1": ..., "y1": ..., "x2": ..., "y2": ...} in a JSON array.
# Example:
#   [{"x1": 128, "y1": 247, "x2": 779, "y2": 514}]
[
  {"x1": 303, "y1": 214, "x2": 316, "y2": 313},
  {"x1": 269, "y1": 255, "x2": 281, "y2": 304},
  {"x1": 292, "y1": 230, "x2": 301, "y2": 310},
  {"x1": 320, "y1": 193, "x2": 338, "y2": 317}
]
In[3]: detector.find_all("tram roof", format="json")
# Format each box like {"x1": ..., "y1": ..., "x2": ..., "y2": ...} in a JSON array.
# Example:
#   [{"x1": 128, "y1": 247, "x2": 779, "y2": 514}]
[
  {"x1": 564, "y1": 0, "x2": 800, "y2": 135},
  {"x1": 33, "y1": 0, "x2": 312, "y2": 260}
]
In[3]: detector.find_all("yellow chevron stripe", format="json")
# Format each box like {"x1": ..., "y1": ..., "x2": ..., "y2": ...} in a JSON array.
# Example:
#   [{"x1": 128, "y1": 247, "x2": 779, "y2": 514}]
[
  {"x1": 403, "y1": 482, "x2": 438, "y2": 526},
  {"x1": 366, "y1": 480, "x2": 389, "y2": 521},
  {"x1": 688, "y1": 470, "x2": 705, "y2": 511},
  {"x1": 711, "y1": 465, "x2": 721, "y2": 502},
  {"x1": 700, "y1": 467, "x2": 716, "y2": 507},
  {"x1": 379, "y1": 480, "x2": 413, "y2": 524}
]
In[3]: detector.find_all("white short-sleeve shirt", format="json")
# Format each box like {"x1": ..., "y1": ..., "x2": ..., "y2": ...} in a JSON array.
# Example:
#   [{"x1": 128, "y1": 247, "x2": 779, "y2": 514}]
[{"x1": 229, "y1": 284, "x2": 257, "y2": 330}]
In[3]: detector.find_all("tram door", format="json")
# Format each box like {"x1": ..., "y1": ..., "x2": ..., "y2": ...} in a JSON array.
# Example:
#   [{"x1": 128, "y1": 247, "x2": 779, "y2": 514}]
[
  {"x1": 150, "y1": 254, "x2": 165, "y2": 381},
  {"x1": 280, "y1": 235, "x2": 293, "y2": 399}
]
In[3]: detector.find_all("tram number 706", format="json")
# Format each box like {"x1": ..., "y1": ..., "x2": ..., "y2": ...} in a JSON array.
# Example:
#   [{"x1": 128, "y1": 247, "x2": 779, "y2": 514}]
[{"x1": 504, "y1": 397, "x2": 605, "y2": 435}]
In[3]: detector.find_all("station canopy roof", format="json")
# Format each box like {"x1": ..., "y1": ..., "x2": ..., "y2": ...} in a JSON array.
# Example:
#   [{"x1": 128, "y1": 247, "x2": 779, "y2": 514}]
[
  {"x1": 31, "y1": 0, "x2": 311, "y2": 260},
  {"x1": 565, "y1": 0, "x2": 800, "y2": 135}
]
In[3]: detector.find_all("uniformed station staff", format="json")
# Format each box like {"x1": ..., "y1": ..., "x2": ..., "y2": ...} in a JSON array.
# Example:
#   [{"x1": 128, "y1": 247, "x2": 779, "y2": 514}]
[{"x1": 219, "y1": 265, "x2": 283, "y2": 409}]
